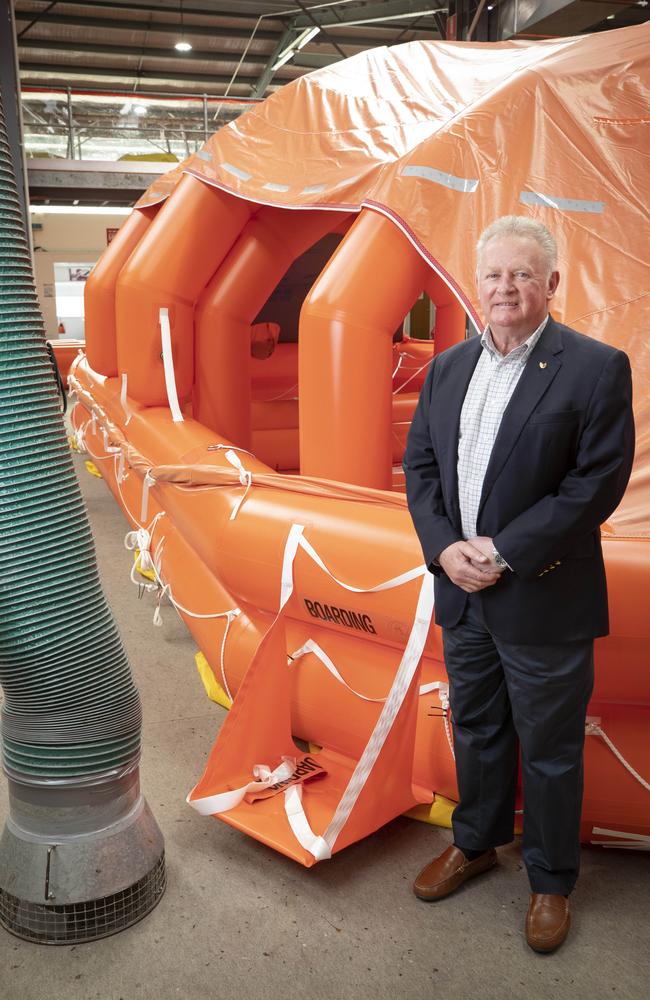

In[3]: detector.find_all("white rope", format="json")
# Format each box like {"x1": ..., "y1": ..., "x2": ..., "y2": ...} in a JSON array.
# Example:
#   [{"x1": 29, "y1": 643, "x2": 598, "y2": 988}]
[
  {"x1": 585, "y1": 721, "x2": 650, "y2": 794},
  {"x1": 392, "y1": 356, "x2": 433, "y2": 396},
  {"x1": 258, "y1": 383, "x2": 299, "y2": 402},
  {"x1": 290, "y1": 639, "x2": 451, "y2": 720},
  {"x1": 392, "y1": 352, "x2": 405, "y2": 379},
  {"x1": 207, "y1": 444, "x2": 255, "y2": 458},
  {"x1": 296, "y1": 529, "x2": 426, "y2": 594}
]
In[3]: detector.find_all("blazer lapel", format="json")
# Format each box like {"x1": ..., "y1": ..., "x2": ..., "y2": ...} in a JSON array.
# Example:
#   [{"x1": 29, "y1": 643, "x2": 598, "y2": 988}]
[
  {"x1": 435, "y1": 337, "x2": 483, "y2": 523},
  {"x1": 478, "y1": 319, "x2": 564, "y2": 518}
]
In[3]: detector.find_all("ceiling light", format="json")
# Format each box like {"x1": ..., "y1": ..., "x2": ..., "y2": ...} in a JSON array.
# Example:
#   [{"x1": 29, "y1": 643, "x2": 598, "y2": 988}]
[
  {"x1": 174, "y1": 1, "x2": 192, "y2": 52},
  {"x1": 272, "y1": 49, "x2": 297, "y2": 72},
  {"x1": 487, "y1": 4, "x2": 494, "y2": 9},
  {"x1": 133, "y1": 104, "x2": 147, "y2": 116},
  {"x1": 271, "y1": 26, "x2": 320, "y2": 71},
  {"x1": 295, "y1": 26, "x2": 320, "y2": 51}
]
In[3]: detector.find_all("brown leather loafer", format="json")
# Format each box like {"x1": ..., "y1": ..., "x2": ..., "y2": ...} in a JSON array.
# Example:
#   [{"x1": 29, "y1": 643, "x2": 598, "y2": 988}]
[
  {"x1": 413, "y1": 845, "x2": 497, "y2": 901},
  {"x1": 525, "y1": 893, "x2": 571, "y2": 953}
]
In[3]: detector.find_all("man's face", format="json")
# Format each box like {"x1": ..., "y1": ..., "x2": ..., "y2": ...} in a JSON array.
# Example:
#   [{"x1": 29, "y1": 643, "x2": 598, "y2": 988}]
[{"x1": 477, "y1": 235, "x2": 559, "y2": 341}]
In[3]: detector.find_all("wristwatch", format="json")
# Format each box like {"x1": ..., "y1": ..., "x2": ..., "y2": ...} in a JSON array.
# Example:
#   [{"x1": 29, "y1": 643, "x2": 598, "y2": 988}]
[{"x1": 492, "y1": 546, "x2": 510, "y2": 570}]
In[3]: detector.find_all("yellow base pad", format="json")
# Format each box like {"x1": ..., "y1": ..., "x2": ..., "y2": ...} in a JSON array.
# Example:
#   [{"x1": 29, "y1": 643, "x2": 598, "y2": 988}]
[{"x1": 195, "y1": 651, "x2": 233, "y2": 710}]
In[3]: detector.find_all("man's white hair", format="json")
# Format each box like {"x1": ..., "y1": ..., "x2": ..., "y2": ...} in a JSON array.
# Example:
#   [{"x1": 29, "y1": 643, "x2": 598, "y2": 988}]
[{"x1": 476, "y1": 216, "x2": 558, "y2": 274}]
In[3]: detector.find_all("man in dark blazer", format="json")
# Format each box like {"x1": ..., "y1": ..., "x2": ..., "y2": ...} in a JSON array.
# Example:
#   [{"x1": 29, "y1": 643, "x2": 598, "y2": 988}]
[{"x1": 403, "y1": 216, "x2": 634, "y2": 952}]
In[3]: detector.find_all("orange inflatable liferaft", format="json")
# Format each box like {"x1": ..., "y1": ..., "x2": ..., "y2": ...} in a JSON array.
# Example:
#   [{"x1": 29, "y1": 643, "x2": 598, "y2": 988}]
[{"x1": 71, "y1": 25, "x2": 650, "y2": 865}]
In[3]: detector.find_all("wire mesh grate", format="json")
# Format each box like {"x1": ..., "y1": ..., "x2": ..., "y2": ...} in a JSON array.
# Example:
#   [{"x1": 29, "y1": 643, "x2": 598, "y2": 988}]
[{"x1": 0, "y1": 851, "x2": 165, "y2": 945}]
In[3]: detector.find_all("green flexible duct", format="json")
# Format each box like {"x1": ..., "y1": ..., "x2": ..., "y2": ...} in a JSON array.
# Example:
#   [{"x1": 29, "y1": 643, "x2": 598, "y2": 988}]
[
  {"x1": 0, "y1": 113, "x2": 142, "y2": 777},
  {"x1": 0, "y1": 87, "x2": 164, "y2": 944}
]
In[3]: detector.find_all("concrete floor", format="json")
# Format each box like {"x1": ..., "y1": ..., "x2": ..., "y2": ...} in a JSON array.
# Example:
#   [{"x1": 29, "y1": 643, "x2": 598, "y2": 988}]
[{"x1": 0, "y1": 452, "x2": 648, "y2": 1000}]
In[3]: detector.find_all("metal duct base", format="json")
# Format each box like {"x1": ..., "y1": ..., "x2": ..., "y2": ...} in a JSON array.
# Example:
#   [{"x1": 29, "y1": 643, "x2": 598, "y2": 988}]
[
  {"x1": 0, "y1": 769, "x2": 166, "y2": 944},
  {"x1": 0, "y1": 851, "x2": 165, "y2": 945}
]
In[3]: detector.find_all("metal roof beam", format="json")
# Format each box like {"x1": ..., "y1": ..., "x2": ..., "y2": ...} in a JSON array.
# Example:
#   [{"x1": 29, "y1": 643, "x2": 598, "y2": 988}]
[
  {"x1": 250, "y1": 25, "x2": 296, "y2": 99},
  {"x1": 14, "y1": 9, "x2": 438, "y2": 48},
  {"x1": 14, "y1": 11, "x2": 283, "y2": 42},
  {"x1": 497, "y1": 0, "x2": 624, "y2": 38},
  {"x1": 20, "y1": 1, "x2": 286, "y2": 20},
  {"x1": 294, "y1": 1, "x2": 445, "y2": 31},
  {"x1": 17, "y1": 37, "x2": 271, "y2": 66},
  {"x1": 19, "y1": 62, "x2": 259, "y2": 88}
]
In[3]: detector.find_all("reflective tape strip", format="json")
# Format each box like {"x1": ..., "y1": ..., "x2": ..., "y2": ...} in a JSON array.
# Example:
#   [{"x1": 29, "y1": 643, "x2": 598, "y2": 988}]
[
  {"x1": 159, "y1": 307, "x2": 184, "y2": 423},
  {"x1": 284, "y1": 784, "x2": 332, "y2": 861},
  {"x1": 220, "y1": 162, "x2": 252, "y2": 182},
  {"x1": 301, "y1": 184, "x2": 326, "y2": 194},
  {"x1": 263, "y1": 183, "x2": 290, "y2": 193},
  {"x1": 401, "y1": 165, "x2": 478, "y2": 194},
  {"x1": 519, "y1": 190, "x2": 604, "y2": 214},
  {"x1": 323, "y1": 572, "x2": 435, "y2": 850}
]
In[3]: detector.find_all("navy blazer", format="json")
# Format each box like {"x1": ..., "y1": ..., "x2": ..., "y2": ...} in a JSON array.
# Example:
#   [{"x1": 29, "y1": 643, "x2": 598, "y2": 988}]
[{"x1": 403, "y1": 318, "x2": 635, "y2": 644}]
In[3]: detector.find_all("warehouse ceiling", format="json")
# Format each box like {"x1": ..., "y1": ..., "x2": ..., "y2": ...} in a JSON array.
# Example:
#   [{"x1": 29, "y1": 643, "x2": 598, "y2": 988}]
[{"x1": 15, "y1": 0, "x2": 649, "y2": 200}]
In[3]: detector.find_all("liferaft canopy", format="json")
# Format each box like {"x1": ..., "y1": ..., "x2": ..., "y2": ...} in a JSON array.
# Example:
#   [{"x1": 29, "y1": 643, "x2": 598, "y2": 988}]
[{"x1": 138, "y1": 23, "x2": 650, "y2": 536}]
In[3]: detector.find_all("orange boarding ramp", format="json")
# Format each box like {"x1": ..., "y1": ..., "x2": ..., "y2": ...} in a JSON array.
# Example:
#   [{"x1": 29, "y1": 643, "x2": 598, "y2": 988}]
[{"x1": 74, "y1": 23, "x2": 650, "y2": 864}]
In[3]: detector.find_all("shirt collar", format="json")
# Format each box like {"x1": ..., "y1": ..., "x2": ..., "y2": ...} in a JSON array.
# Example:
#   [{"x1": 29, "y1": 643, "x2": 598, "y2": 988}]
[{"x1": 481, "y1": 315, "x2": 549, "y2": 362}]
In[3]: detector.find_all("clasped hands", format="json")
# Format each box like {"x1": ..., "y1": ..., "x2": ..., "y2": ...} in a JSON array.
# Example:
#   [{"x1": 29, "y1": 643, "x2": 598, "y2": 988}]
[{"x1": 437, "y1": 537, "x2": 506, "y2": 593}]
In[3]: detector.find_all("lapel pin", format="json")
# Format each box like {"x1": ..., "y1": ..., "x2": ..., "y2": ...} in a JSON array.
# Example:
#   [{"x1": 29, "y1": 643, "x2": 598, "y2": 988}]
[{"x1": 539, "y1": 361, "x2": 548, "y2": 369}]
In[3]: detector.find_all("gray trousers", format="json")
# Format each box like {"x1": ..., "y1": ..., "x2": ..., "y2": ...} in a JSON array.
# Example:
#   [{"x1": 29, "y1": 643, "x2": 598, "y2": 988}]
[{"x1": 442, "y1": 594, "x2": 594, "y2": 894}]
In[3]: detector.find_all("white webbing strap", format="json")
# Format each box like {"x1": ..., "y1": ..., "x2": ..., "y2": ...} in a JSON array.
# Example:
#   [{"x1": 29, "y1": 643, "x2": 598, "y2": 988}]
[
  {"x1": 276, "y1": 524, "x2": 433, "y2": 859},
  {"x1": 323, "y1": 572, "x2": 434, "y2": 851},
  {"x1": 73, "y1": 423, "x2": 87, "y2": 452},
  {"x1": 159, "y1": 307, "x2": 184, "y2": 423},
  {"x1": 125, "y1": 526, "x2": 157, "y2": 585},
  {"x1": 140, "y1": 470, "x2": 156, "y2": 522},
  {"x1": 280, "y1": 524, "x2": 306, "y2": 609},
  {"x1": 284, "y1": 784, "x2": 332, "y2": 861},
  {"x1": 187, "y1": 759, "x2": 295, "y2": 817},
  {"x1": 590, "y1": 827, "x2": 650, "y2": 850},
  {"x1": 224, "y1": 449, "x2": 253, "y2": 520},
  {"x1": 120, "y1": 373, "x2": 133, "y2": 425}
]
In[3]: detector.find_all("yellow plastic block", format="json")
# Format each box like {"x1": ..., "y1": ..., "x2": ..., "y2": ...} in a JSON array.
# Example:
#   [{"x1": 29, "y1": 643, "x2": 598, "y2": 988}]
[
  {"x1": 405, "y1": 794, "x2": 456, "y2": 829},
  {"x1": 84, "y1": 460, "x2": 102, "y2": 478},
  {"x1": 68, "y1": 434, "x2": 80, "y2": 452},
  {"x1": 195, "y1": 651, "x2": 232, "y2": 710}
]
